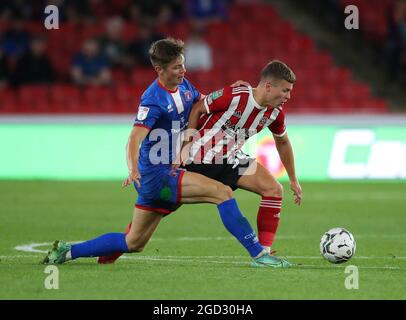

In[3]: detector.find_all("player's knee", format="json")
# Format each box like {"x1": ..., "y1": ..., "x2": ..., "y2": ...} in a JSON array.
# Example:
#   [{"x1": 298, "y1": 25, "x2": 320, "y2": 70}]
[
  {"x1": 218, "y1": 184, "x2": 233, "y2": 201},
  {"x1": 261, "y1": 181, "x2": 283, "y2": 198}
]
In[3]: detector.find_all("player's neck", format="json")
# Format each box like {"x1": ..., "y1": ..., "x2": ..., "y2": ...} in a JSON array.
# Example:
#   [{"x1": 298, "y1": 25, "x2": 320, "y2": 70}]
[
  {"x1": 158, "y1": 78, "x2": 178, "y2": 93},
  {"x1": 252, "y1": 87, "x2": 268, "y2": 108}
]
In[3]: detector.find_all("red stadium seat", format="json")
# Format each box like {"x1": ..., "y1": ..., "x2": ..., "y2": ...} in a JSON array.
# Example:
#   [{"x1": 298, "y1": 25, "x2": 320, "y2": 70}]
[
  {"x1": 0, "y1": 88, "x2": 18, "y2": 113},
  {"x1": 115, "y1": 85, "x2": 143, "y2": 112},
  {"x1": 50, "y1": 85, "x2": 81, "y2": 113},
  {"x1": 83, "y1": 86, "x2": 114, "y2": 112},
  {"x1": 131, "y1": 68, "x2": 157, "y2": 87},
  {"x1": 18, "y1": 85, "x2": 51, "y2": 112}
]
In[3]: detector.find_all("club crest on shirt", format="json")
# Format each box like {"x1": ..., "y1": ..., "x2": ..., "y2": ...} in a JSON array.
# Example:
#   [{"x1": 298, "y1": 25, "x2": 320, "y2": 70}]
[
  {"x1": 167, "y1": 104, "x2": 174, "y2": 113},
  {"x1": 184, "y1": 91, "x2": 192, "y2": 102},
  {"x1": 137, "y1": 106, "x2": 150, "y2": 120}
]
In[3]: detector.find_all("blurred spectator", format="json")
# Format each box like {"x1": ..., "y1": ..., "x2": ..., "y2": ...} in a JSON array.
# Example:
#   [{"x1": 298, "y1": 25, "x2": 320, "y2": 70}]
[
  {"x1": 11, "y1": 36, "x2": 55, "y2": 86},
  {"x1": 185, "y1": 25, "x2": 213, "y2": 71},
  {"x1": 186, "y1": 0, "x2": 228, "y2": 23},
  {"x1": 71, "y1": 39, "x2": 111, "y2": 86},
  {"x1": 127, "y1": 0, "x2": 182, "y2": 25},
  {"x1": 0, "y1": 0, "x2": 33, "y2": 21},
  {"x1": 1, "y1": 17, "x2": 31, "y2": 58},
  {"x1": 127, "y1": 23, "x2": 163, "y2": 67},
  {"x1": 0, "y1": 48, "x2": 9, "y2": 87},
  {"x1": 65, "y1": 0, "x2": 93, "y2": 23},
  {"x1": 97, "y1": 16, "x2": 128, "y2": 68},
  {"x1": 384, "y1": 0, "x2": 406, "y2": 81}
]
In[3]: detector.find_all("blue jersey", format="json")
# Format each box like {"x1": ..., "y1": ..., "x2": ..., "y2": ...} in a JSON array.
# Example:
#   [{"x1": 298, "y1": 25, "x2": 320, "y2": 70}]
[{"x1": 134, "y1": 78, "x2": 201, "y2": 175}]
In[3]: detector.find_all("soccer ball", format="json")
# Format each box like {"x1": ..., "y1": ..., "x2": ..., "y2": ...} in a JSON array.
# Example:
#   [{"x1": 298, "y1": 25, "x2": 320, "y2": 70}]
[{"x1": 320, "y1": 227, "x2": 356, "y2": 264}]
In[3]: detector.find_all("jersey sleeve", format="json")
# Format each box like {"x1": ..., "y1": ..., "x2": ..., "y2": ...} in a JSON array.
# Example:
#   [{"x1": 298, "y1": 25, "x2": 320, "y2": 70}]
[
  {"x1": 268, "y1": 108, "x2": 287, "y2": 137},
  {"x1": 203, "y1": 86, "x2": 233, "y2": 114},
  {"x1": 133, "y1": 104, "x2": 162, "y2": 130}
]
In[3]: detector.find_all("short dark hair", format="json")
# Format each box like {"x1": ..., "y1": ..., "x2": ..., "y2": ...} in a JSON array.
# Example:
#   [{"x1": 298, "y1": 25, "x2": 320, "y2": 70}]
[
  {"x1": 149, "y1": 38, "x2": 185, "y2": 68},
  {"x1": 261, "y1": 60, "x2": 296, "y2": 84}
]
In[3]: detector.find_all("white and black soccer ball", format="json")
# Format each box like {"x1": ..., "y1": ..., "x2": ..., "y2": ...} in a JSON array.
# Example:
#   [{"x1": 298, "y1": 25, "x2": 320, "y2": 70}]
[{"x1": 320, "y1": 227, "x2": 356, "y2": 264}]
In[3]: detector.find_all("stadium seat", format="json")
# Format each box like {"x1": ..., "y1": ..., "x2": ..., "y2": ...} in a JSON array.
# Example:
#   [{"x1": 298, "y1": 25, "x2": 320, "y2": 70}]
[
  {"x1": 50, "y1": 85, "x2": 81, "y2": 113},
  {"x1": 0, "y1": 88, "x2": 18, "y2": 113},
  {"x1": 131, "y1": 69, "x2": 157, "y2": 87},
  {"x1": 18, "y1": 85, "x2": 51, "y2": 112},
  {"x1": 83, "y1": 87, "x2": 114, "y2": 112},
  {"x1": 115, "y1": 85, "x2": 143, "y2": 112}
]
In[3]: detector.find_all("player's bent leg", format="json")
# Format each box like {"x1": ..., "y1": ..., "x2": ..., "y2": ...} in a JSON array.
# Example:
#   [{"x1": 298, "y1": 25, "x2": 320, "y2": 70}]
[
  {"x1": 98, "y1": 222, "x2": 132, "y2": 264},
  {"x1": 42, "y1": 231, "x2": 130, "y2": 265},
  {"x1": 180, "y1": 171, "x2": 271, "y2": 260},
  {"x1": 125, "y1": 208, "x2": 163, "y2": 252},
  {"x1": 237, "y1": 161, "x2": 284, "y2": 254},
  {"x1": 237, "y1": 161, "x2": 283, "y2": 197},
  {"x1": 98, "y1": 209, "x2": 164, "y2": 264},
  {"x1": 43, "y1": 208, "x2": 162, "y2": 265},
  {"x1": 180, "y1": 171, "x2": 234, "y2": 204}
]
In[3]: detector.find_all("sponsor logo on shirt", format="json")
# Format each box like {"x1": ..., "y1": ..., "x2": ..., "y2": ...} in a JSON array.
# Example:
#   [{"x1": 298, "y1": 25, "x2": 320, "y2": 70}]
[
  {"x1": 206, "y1": 94, "x2": 213, "y2": 105},
  {"x1": 233, "y1": 111, "x2": 242, "y2": 118},
  {"x1": 211, "y1": 89, "x2": 223, "y2": 100},
  {"x1": 167, "y1": 104, "x2": 174, "y2": 113}
]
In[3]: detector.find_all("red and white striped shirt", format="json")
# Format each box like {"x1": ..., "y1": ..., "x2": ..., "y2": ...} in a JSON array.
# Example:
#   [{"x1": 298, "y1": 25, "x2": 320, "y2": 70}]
[{"x1": 188, "y1": 85, "x2": 287, "y2": 164}]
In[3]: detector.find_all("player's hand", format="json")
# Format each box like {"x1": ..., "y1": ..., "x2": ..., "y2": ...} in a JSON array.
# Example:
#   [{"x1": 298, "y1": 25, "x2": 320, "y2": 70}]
[
  {"x1": 122, "y1": 169, "x2": 141, "y2": 188},
  {"x1": 172, "y1": 151, "x2": 183, "y2": 170},
  {"x1": 230, "y1": 80, "x2": 251, "y2": 87},
  {"x1": 172, "y1": 142, "x2": 192, "y2": 170},
  {"x1": 289, "y1": 179, "x2": 302, "y2": 206}
]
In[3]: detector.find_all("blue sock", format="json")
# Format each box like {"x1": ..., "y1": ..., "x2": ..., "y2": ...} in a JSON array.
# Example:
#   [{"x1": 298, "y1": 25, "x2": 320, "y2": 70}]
[
  {"x1": 71, "y1": 233, "x2": 129, "y2": 259},
  {"x1": 217, "y1": 198, "x2": 264, "y2": 258}
]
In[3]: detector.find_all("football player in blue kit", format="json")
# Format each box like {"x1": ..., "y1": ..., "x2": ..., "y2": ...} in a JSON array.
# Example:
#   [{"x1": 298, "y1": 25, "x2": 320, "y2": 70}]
[{"x1": 42, "y1": 38, "x2": 291, "y2": 268}]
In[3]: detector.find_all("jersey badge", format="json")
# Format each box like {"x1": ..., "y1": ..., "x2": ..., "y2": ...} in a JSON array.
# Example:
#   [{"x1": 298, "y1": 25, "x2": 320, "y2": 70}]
[
  {"x1": 137, "y1": 106, "x2": 150, "y2": 120},
  {"x1": 184, "y1": 91, "x2": 192, "y2": 102}
]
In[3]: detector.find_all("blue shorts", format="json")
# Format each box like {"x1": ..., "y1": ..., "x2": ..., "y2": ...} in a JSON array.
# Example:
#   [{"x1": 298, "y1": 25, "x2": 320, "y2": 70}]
[{"x1": 134, "y1": 167, "x2": 185, "y2": 215}]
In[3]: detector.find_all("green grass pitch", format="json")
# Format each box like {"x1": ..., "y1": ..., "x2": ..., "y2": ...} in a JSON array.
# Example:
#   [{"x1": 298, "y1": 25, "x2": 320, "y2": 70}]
[{"x1": 0, "y1": 180, "x2": 405, "y2": 299}]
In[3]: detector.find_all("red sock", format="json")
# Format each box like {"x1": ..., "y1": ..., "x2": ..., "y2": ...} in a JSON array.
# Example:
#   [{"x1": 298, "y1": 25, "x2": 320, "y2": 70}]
[{"x1": 257, "y1": 196, "x2": 282, "y2": 247}]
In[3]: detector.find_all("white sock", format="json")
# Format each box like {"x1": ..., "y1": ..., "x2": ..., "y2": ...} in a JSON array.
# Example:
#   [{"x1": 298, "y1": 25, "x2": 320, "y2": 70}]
[
  {"x1": 65, "y1": 250, "x2": 72, "y2": 261},
  {"x1": 263, "y1": 246, "x2": 271, "y2": 254},
  {"x1": 254, "y1": 249, "x2": 267, "y2": 259}
]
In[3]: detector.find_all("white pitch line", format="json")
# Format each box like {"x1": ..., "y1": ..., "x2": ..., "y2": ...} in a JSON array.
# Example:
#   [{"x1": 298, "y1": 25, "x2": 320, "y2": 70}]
[
  {"x1": 303, "y1": 193, "x2": 406, "y2": 200},
  {"x1": 5, "y1": 252, "x2": 406, "y2": 260},
  {"x1": 4, "y1": 252, "x2": 406, "y2": 271},
  {"x1": 97, "y1": 256, "x2": 406, "y2": 271},
  {"x1": 3, "y1": 255, "x2": 406, "y2": 270}
]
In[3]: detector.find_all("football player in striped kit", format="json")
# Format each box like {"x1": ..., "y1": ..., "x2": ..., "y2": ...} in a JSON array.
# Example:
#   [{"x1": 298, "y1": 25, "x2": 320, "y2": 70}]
[{"x1": 181, "y1": 60, "x2": 303, "y2": 255}]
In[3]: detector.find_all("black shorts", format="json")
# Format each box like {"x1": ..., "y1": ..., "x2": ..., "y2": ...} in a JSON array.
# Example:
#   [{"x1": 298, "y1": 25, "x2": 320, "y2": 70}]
[{"x1": 183, "y1": 159, "x2": 254, "y2": 191}]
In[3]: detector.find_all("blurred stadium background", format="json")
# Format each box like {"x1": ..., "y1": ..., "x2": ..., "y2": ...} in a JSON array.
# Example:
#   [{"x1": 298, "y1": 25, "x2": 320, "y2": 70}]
[{"x1": 0, "y1": 0, "x2": 405, "y2": 180}]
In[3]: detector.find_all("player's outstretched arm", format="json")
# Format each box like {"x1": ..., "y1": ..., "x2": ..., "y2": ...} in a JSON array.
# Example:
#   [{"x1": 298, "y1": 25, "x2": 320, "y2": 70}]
[
  {"x1": 172, "y1": 99, "x2": 207, "y2": 169},
  {"x1": 273, "y1": 133, "x2": 302, "y2": 205},
  {"x1": 123, "y1": 126, "x2": 150, "y2": 188}
]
